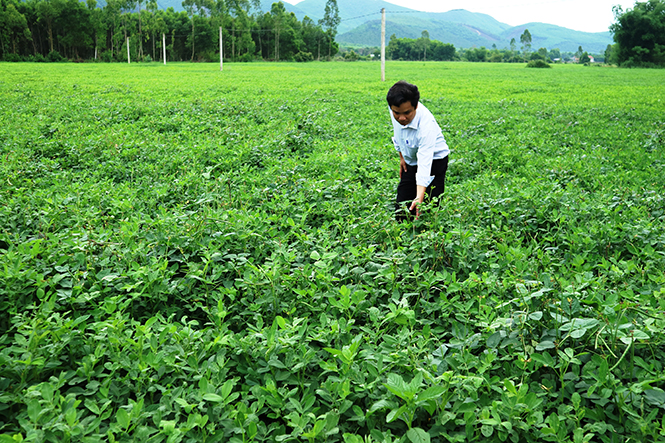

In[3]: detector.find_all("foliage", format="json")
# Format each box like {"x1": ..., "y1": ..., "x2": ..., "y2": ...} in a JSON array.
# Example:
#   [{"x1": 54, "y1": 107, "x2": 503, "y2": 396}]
[
  {"x1": 294, "y1": 50, "x2": 313, "y2": 62},
  {"x1": 610, "y1": 0, "x2": 665, "y2": 67},
  {"x1": 526, "y1": 59, "x2": 551, "y2": 68},
  {"x1": 0, "y1": 0, "x2": 333, "y2": 62},
  {"x1": 343, "y1": 49, "x2": 359, "y2": 61},
  {"x1": 319, "y1": 0, "x2": 340, "y2": 59},
  {"x1": 520, "y1": 28, "x2": 532, "y2": 58},
  {"x1": 46, "y1": 50, "x2": 65, "y2": 62},
  {"x1": 388, "y1": 34, "x2": 456, "y2": 61},
  {"x1": 604, "y1": 44, "x2": 617, "y2": 65},
  {"x1": 1, "y1": 62, "x2": 665, "y2": 443}
]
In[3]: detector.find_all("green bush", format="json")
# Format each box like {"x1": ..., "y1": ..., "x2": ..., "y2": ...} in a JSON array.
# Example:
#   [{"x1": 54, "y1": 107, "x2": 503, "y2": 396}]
[
  {"x1": 238, "y1": 52, "x2": 256, "y2": 62},
  {"x1": 294, "y1": 51, "x2": 314, "y2": 62},
  {"x1": 46, "y1": 51, "x2": 65, "y2": 62},
  {"x1": 343, "y1": 50, "x2": 359, "y2": 61},
  {"x1": 3, "y1": 53, "x2": 22, "y2": 62},
  {"x1": 526, "y1": 59, "x2": 551, "y2": 68},
  {"x1": 100, "y1": 50, "x2": 113, "y2": 62}
]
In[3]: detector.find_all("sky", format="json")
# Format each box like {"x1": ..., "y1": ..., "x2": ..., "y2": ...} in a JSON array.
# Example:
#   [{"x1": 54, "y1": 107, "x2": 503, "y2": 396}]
[{"x1": 288, "y1": 0, "x2": 632, "y2": 33}]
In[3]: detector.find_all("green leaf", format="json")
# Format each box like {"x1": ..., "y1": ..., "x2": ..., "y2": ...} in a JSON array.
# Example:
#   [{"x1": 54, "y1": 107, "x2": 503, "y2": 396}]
[
  {"x1": 536, "y1": 340, "x2": 555, "y2": 351},
  {"x1": 416, "y1": 385, "x2": 447, "y2": 403},
  {"x1": 202, "y1": 393, "x2": 224, "y2": 402},
  {"x1": 504, "y1": 379, "x2": 517, "y2": 395},
  {"x1": 221, "y1": 379, "x2": 235, "y2": 400},
  {"x1": 528, "y1": 311, "x2": 543, "y2": 321},
  {"x1": 481, "y1": 424, "x2": 494, "y2": 438},
  {"x1": 632, "y1": 329, "x2": 650, "y2": 340},
  {"x1": 547, "y1": 413, "x2": 560, "y2": 434},
  {"x1": 116, "y1": 408, "x2": 130, "y2": 430},
  {"x1": 343, "y1": 434, "x2": 364, "y2": 443},
  {"x1": 644, "y1": 389, "x2": 665, "y2": 408},
  {"x1": 312, "y1": 419, "x2": 325, "y2": 436},
  {"x1": 384, "y1": 373, "x2": 409, "y2": 400},
  {"x1": 65, "y1": 407, "x2": 77, "y2": 427},
  {"x1": 570, "y1": 328, "x2": 587, "y2": 339},
  {"x1": 369, "y1": 399, "x2": 397, "y2": 413},
  {"x1": 406, "y1": 427, "x2": 430, "y2": 443},
  {"x1": 247, "y1": 421, "x2": 258, "y2": 439},
  {"x1": 27, "y1": 399, "x2": 41, "y2": 423},
  {"x1": 386, "y1": 405, "x2": 408, "y2": 423},
  {"x1": 486, "y1": 332, "x2": 502, "y2": 348},
  {"x1": 84, "y1": 399, "x2": 100, "y2": 415},
  {"x1": 276, "y1": 315, "x2": 286, "y2": 329},
  {"x1": 531, "y1": 352, "x2": 555, "y2": 367}
]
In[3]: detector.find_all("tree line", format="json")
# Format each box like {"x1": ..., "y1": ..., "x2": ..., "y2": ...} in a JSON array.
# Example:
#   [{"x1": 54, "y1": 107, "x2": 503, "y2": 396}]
[
  {"x1": 0, "y1": 0, "x2": 341, "y2": 62},
  {"x1": 609, "y1": 0, "x2": 665, "y2": 67},
  {"x1": 383, "y1": 29, "x2": 588, "y2": 64}
]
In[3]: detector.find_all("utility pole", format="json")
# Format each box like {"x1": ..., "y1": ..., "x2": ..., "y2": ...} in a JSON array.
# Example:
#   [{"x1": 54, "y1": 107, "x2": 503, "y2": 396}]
[
  {"x1": 381, "y1": 8, "x2": 385, "y2": 82},
  {"x1": 219, "y1": 27, "x2": 223, "y2": 71},
  {"x1": 163, "y1": 33, "x2": 166, "y2": 64},
  {"x1": 127, "y1": 36, "x2": 130, "y2": 64}
]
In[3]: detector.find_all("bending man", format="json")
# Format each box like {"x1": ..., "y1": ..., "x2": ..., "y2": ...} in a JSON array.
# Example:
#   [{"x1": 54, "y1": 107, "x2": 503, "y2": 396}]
[{"x1": 387, "y1": 80, "x2": 450, "y2": 221}]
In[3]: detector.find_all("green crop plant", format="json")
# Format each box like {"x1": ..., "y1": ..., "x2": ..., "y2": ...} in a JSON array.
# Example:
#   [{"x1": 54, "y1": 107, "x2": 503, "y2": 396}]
[{"x1": 1, "y1": 61, "x2": 664, "y2": 442}]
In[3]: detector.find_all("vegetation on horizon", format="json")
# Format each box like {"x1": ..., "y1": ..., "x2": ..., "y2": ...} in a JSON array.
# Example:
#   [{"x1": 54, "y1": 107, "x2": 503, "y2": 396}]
[
  {"x1": 0, "y1": 0, "x2": 340, "y2": 62},
  {"x1": 609, "y1": 0, "x2": 665, "y2": 67}
]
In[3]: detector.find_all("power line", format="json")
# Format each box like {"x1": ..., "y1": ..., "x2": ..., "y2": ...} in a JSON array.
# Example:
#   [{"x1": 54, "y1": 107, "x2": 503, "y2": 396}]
[
  {"x1": 340, "y1": 9, "x2": 421, "y2": 23},
  {"x1": 340, "y1": 11, "x2": 381, "y2": 22}
]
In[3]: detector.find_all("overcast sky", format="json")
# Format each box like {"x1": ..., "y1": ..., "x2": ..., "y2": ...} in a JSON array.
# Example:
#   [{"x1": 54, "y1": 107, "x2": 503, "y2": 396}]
[{"x1": 288, "y1": 0, "x2": 632, "y2": 33}]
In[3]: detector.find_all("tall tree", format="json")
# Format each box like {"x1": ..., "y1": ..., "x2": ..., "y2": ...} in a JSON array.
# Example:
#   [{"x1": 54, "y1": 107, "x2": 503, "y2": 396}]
[
  {"x1": 182, "y1": 0, "x2": 211, "y2": 61},
  {"x1": 270, "y1": 1, "x2": 285, "y2": 60},
  {"x1": 4, "y1": 3, "x2": 32, "y2": 54},
  {"x1": 103, "y1": 0, "x2": 123, "y2": 57},
  {"x1": 319, "y1": 0, "x2": 339, "y2": 59},
  {"x1": 87, "y1": 0, "x2": 103, "y2": 59},
  {"x1": 36, "y1": 0, "x2": 61, "y2": 53},
  {"x1": 417, "y1": 29, "x2": 429, "y2": 61},
  {"x1": 520, "y1": 28, "x2": 531, "y2": 59},
  {"x1": 610, "y1": 0, "x2": 665, "y2": 66},
  {"x1": 604, "y1": 44, "x2": 616, "y2": 64}
]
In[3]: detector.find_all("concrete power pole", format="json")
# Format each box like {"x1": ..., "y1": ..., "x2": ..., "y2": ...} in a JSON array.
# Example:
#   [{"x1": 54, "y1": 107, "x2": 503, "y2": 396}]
[
  {"x1": 163, "y1": 33, "x2": 166, "y2": 65},
  {"x1": 220, "y1": 27, "x2": 223, "y2": 71},
  {"x1": 381, "y1": 8, "x2": 385, "y2": 82}
]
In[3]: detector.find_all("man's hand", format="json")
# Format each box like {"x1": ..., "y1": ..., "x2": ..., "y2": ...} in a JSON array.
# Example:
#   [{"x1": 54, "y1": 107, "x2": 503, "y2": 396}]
[
  {"x1": 409, "y1": 186, "x2": 426, "y2": 219},
  {"x1": 399, "y1": 156, "x2": 408, "y2": 178}
]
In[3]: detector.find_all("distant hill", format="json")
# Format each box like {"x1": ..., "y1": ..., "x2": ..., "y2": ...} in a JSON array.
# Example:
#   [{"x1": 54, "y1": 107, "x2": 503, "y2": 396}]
[
  {"x1": 277, "y1": 0, "x2": 611, "y2": 53},
  {"x1": 338, "y1": 18, "x2": 612, "y2": 53},
  {"x1": 133, "y1": 0, "x2": 613, "y2": 53}
]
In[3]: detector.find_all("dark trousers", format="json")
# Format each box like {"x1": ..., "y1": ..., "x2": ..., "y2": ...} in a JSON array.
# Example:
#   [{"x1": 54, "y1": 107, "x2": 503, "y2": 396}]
[{"x1": 395, "y1": 156, "x2": 449, "y2": 222}]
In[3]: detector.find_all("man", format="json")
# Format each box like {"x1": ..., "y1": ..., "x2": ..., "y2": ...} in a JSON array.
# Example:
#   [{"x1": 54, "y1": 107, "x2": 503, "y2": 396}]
[{"x1": 387, "y1": 80, "x2": 450, "y2": 222}]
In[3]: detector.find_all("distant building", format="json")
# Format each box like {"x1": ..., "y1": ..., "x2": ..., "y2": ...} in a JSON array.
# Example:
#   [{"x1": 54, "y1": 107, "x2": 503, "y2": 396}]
[{"x1": 572, "y1": 55, "x2": 594, "y2": 63}]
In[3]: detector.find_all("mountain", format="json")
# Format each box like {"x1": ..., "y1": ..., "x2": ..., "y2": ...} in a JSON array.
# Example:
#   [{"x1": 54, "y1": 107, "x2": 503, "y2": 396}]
[
  {"x1": 280, "y1": 0, "x2": 612, "y2": 53},
  {"x1": 141, "y1": 0, "x2": 613, "y2": 53}
]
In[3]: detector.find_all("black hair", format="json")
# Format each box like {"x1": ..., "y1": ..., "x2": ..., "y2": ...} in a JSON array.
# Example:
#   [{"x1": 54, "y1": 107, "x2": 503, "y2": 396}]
[{"x1": 386, "y1": 80, "x2": 420, "y2": 108}]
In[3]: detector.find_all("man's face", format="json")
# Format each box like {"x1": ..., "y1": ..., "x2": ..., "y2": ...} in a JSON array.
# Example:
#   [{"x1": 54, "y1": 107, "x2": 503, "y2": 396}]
[{"x1": 390, "y1": 101, "x2": 418, "y2": 126}]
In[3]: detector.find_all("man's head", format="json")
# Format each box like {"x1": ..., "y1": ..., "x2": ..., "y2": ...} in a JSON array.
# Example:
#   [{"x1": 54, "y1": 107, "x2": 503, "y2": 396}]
[{"x1": 387, "y1": 80, "x2": 419, "y2": 126}]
